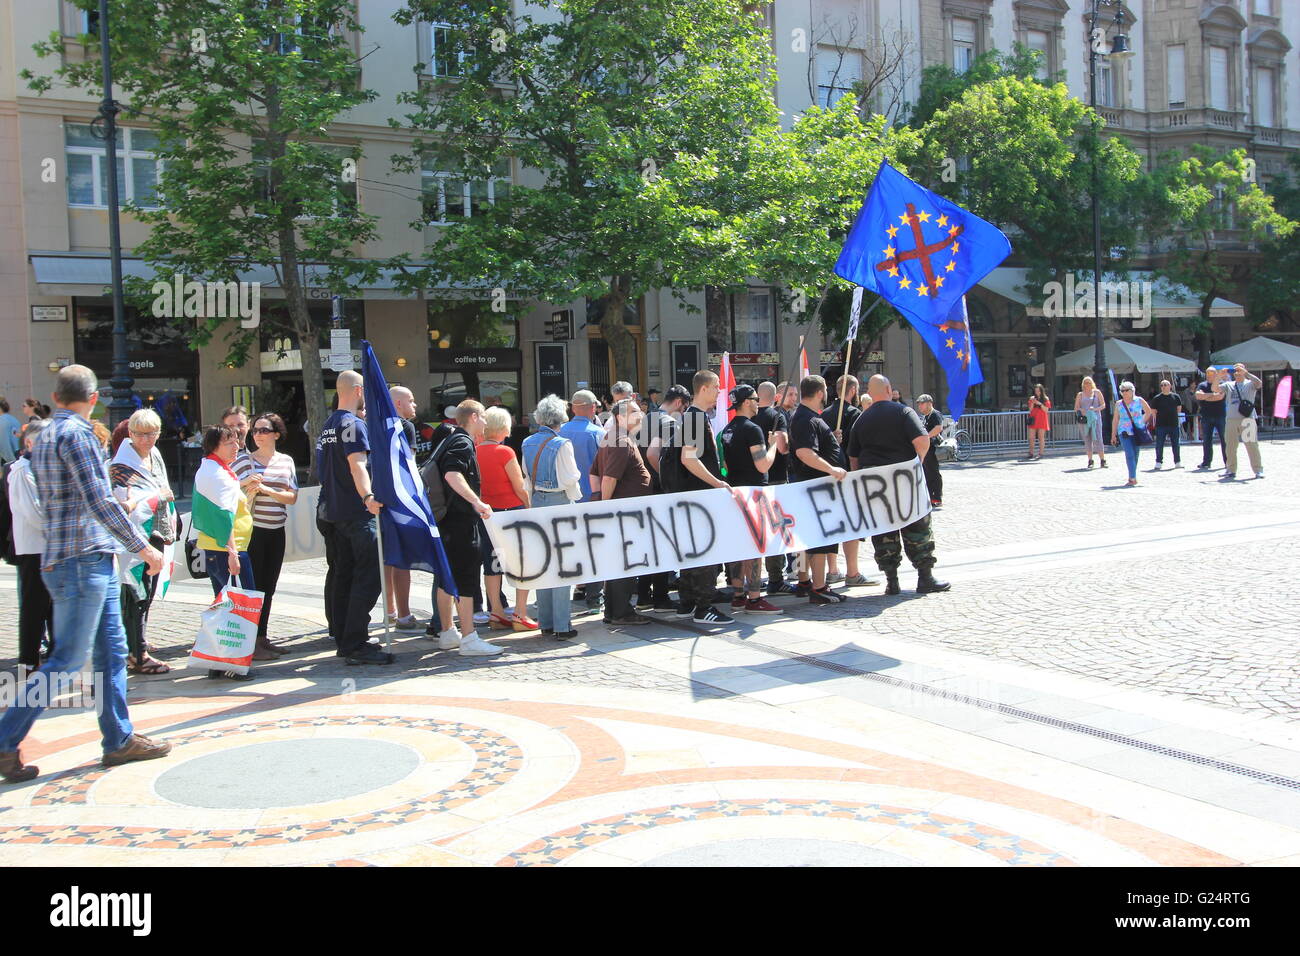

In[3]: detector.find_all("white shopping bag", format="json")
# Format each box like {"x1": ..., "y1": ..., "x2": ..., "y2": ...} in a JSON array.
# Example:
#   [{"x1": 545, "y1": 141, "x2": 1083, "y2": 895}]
[{"x1": 190, "y1": 577, "x2": 263, "y2": 675}]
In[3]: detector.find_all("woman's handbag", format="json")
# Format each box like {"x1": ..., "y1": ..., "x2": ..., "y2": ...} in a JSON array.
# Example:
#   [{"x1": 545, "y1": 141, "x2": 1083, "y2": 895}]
[
  {"x1": 1121, "y1": 399, "x2": 1153, "y2": 446},
  {"x1": 1075, "y1": 411, "x2": 1087, "y2": 424}
]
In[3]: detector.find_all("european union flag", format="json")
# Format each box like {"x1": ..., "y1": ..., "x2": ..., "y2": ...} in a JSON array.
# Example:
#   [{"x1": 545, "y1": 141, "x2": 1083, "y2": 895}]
[
  {"x1": 361, "y1": 341, "x2": 458, "y2": 595},
  {"x1": 911, "y1": 297, "x2": 983, "y2": 421},
  {"x1": 835, "y1": 160, "x2": 1011, "y2": 328}
]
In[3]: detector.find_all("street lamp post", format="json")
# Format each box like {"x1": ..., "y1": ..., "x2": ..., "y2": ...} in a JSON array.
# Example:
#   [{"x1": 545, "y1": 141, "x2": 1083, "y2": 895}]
[
  {"x1": 96, "y1": 0, "x2": 134, "y2": 429},
  {"x1": 1087, "y1": 1, "x2": 1132, "y2": 414}
]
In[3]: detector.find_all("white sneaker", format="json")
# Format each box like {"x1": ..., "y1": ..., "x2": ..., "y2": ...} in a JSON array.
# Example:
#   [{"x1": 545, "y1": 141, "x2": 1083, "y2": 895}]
[
  {"x1": 472, "y1": 611, "x2": 490, "y2": 626},
  {"x1": 437, "y1": 627, "x2": 462, "y2": 650},
  {"x1": 458, "y1": 631, "x2": 504, "y2": 657}
]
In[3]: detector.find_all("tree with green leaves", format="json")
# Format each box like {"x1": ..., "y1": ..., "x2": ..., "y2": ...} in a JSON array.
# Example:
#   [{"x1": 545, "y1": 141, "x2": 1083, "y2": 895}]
[
  {"x1": 1232, "y1": 153, "x2": 1300, "y2": 332},
  {"x1": 903, "y1": 44, "x2": 1053, "y2": 129},
  {"x1": 1146, "y1": 146, "x2": 1297, "y2": 368},
  {"x1": 25, "y1": 0, "x2": 379, "y2": 467},
  {"x1": 917, "y1": 74, "x2": 1143, "y2": 397},
  {"x1": 389, "y1": 0, "x2": 911, "y2": 387}
]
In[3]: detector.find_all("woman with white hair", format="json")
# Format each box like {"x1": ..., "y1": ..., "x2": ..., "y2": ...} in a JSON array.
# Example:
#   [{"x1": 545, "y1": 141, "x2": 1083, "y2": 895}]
[
  {"x1": 1073, "y1": 376, "x2": 1107, "y2": 469},
  {"x1": 520, "y1": 395, "x2": 584, "y2": 639},
  {"x1": 109, "y1": 408, "x2": 177, "y2": 675},
  {"x1": 476, "y1": 405, "x2": 535, "y2": 631},
  {"x1": 1111, "y1": 381, "x2": 1154, "y2": 486}
]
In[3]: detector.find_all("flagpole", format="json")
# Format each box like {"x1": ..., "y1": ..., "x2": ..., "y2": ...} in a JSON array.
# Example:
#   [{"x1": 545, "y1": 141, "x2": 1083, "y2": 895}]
[
  {"x1": 835, "y1": 338, "x2": 855, "y2": 436},
  {"x1": 373, "y1": 510, "x2": 393, "y2": 655}
]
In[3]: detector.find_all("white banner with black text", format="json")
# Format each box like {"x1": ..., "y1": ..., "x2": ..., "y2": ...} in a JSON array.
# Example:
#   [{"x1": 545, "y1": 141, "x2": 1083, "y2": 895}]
[{"x1": 485, "y1": 461, "x2": 932, "y2": 590}]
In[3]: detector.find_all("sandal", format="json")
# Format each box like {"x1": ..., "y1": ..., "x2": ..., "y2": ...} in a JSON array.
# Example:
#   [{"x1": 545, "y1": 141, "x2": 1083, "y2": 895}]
[
  {"x1": 511, "y1": 613, "x2": 540, "y2": 631},
  {"x1": 128, "y1": 655, "x2": 171, "y2": 675},
  {"x1": 488, "y1": 612, "x2": 514, "y2": 630}
]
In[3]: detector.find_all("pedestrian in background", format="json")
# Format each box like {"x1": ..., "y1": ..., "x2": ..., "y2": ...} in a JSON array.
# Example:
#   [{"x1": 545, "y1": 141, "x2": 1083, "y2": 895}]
[
  {"x1": 1074, "y1": 376, "x2": 1107, "y2": 469},
  {"x1": 476, "y1": 406, "x2": 534, "y2": 632},
  {"x1": 916, "y1": 394, "x2": 944, "y2": 507},
  {"x1": 111, "y1": 409, "x2": 175, "y2": 676},
  {"x1": 1196, "y1": 367, "x2": 1227, "y2": 470},
  {"x1": 7, "y1": 419, "x2": 53, "y2": 679},
  {"x1": 1220, "y1": 363, "x2": 1264, "y2": 480},
  {"x1": 0, "y1": 399, "x2": 21, "y2": 465},
  {"x1": 0, "y1": 365, "x2": 170, "y2": 785},
  {"x1": 559, "y1": 389, "x2": 605, "y2": 614},
  {"x1": 1026, "y1": 383, "x2": 1051, "y2": 460},
  {"x1": 1111, "y1": 381, "x2": 1153, "y2": 487},
  {"x1": 522, "y1": 395, "x2": 584, "y2": 639},
  {"x1": 241, "y1": 413, "x2": 298, "y2": 658},
  {"x1": 1149, "y1": 379, "x2": 1183, "y2": 469}
]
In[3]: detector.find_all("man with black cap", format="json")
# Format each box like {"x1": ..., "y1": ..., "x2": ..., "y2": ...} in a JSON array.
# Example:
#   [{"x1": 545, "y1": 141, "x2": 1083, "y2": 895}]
[
  {"x1": 719, "y1": 383, "x2": 786, "y2": 614},
  {"x1": 848, "y1": 375, "x2": 951, "y2": 596}
]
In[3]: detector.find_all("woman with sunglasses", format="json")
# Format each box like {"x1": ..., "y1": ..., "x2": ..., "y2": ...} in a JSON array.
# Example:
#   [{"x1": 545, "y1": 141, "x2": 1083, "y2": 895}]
[
  {"x1": 1111, "y1": 381, "x2": 1154, "y2": 487},
  {"x1": 238, "y1": 414, "x2": 299, "y2": 660}
]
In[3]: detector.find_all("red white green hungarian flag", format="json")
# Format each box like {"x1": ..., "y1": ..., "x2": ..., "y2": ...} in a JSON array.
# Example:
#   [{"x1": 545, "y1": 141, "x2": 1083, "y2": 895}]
[
  {"x1": 192, "y1": 455, "x2": 241, "y2": 548},
  {"x1": 110, "y1": 440, "x2": 177, "y2": 600}
]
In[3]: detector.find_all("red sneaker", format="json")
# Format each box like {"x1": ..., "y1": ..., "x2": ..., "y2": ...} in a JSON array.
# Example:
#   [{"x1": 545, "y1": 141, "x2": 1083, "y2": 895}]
[
  {"x1": 744, "y1": 598, "x2": 781, "y2": 614},
  {"x1": 730, "y1": 596, "x2": 748, "y2": 610}
]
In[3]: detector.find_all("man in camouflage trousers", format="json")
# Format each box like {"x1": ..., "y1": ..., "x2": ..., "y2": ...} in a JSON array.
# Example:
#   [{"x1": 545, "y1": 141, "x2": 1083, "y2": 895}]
[{"x1": 845, "y1": 375, "x2": 951, "y2": 595}]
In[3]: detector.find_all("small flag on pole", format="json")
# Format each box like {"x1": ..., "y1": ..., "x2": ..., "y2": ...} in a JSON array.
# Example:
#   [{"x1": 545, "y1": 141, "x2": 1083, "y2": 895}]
[
  {"x1": 712, "y1": 351, "x2": 735, "y2": 438},
  {"x1": 799, "y1": 348, "x2": 810, "y2": 383},
  {"x1": 846, "y1": 285, "x2": 865, "y2": 343}
]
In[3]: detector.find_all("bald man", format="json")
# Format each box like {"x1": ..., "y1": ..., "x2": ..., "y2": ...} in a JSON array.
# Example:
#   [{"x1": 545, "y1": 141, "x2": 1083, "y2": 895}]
[
  {"x1": 316, "y1": 370, "x2": 396, "y2": 665},
  {"x1": 846, "y1": 375, "x2": 950, "y2": 596},
  {"x1": 383, "y1": 386, "x2": 422, "y2": 631}
]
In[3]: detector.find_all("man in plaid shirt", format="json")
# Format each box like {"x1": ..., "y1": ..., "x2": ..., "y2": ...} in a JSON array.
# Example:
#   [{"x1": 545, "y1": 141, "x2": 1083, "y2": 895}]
[{"x1": 1, "y1": 366, "x2": 172, "y2": 784}]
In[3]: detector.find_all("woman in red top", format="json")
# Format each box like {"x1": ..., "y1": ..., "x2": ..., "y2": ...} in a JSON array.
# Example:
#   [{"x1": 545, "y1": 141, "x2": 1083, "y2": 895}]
[
  {"x1": 475, "y1": 407, "x2": 535, "y2": 630},
  {"x1": 1026, "y1": 382, "x2": 1052, "y2": 460}
]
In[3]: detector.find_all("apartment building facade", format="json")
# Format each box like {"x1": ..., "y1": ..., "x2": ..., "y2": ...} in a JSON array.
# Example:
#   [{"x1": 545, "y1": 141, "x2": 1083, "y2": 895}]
[{"x1": 0, "y1": 1, "x2": 1295, "y2": 449}]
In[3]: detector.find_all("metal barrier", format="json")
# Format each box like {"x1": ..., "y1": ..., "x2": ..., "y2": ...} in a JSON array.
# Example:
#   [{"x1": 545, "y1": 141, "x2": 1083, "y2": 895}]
[{"x1": 958, "y1": 409, "x2": 1088, "y2": 455}]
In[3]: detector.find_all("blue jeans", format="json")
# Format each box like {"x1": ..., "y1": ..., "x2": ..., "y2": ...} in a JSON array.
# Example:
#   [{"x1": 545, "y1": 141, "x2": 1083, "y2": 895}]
[
  {"x1": 1155, "y1": 425, "x2": 1180, "y2": 464},
  {"x1": 1119, "y1": 432, "x2": 1140, "y2": 480},
  {"x1": 530, "y1": 490, "x2": 572, "y2": 633},
  {"x1": 1201, "y1": 417, "x2": 1226, "y2": 466},
  {"x1": 203, "y1": 550, "x2": 255, "y2": 596},
  {"x1": 0, "y1": 552, "x2": 134, "y2": 755}
]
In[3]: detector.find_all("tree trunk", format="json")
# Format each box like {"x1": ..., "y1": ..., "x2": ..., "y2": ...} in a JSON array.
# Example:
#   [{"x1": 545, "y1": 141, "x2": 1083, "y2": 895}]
[
  {"x1": 278, "y1": 229, "x2": 327, "y2": 480},
  {"x1": 1043, "y1": 317, "x2": 1059, "y2": 402},
  {"x1": 1197, "y1": 294, "x2": 1214, "y2": 370},
  {"x1": 601, "y1": 274, "x2": 638, "y2": 389}
]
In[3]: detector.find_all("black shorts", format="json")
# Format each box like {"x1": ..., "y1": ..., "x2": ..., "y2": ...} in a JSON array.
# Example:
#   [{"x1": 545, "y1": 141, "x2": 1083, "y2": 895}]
[
  {"x1": 437, "y1": 512, "x2": 482, "y2": 600},
  {"x1": 806, "y1": 542, "x2": 839, "y2": 556},
  {"x1": 478, "y1": 507, "x2": 522, "y2": 576}
]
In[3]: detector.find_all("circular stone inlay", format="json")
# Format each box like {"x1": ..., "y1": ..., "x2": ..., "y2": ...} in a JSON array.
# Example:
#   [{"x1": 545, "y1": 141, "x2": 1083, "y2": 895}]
[
  {"x1": 642, "y1": 838, "x2": 922, "y2": 868},
  {"x1": 155, "y1": 739, "x2": 420, "y2": 810}
]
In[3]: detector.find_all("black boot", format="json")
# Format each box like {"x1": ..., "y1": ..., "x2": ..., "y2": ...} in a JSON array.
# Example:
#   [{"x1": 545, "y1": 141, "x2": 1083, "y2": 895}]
[
  {"x1": 916, "y1": 569, "x2": 951, "y2": 594},
  {"x1": 884, "y1": 573, "x2": 900, "y2": 596}
]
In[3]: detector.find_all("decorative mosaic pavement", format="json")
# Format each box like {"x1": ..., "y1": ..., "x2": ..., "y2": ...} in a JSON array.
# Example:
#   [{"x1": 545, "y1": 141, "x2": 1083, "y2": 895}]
[{"x1": 0, "y1": 683, "x2": 1251, "y2": 867}]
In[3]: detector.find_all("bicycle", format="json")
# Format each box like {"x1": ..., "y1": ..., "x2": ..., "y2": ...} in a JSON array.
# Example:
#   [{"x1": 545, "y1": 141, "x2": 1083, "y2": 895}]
[{"x1": 937, "y1": 416, "x2": 972, "y2": 462}]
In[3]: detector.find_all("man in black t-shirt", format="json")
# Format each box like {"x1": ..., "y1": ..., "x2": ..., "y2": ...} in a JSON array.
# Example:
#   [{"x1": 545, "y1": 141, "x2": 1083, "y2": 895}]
[
  {"x1": 916, "y1": 394, "x2": 944, "y2": 506},
  {"x1": 847, "y1": 375, "x2": 950, "y2": 596},
  {"x1": 821, "y1": 374, "x2": 867, "y2": 586},
  {"x1": 753, "y1": 381, "x2": 794, "y2": 595},
  {"x1": 720, "y1": 384, "x2": 786, "y2": 614},
  {"x1": 432, "y1": 400, "x2": 504, "y2": 657},
  {"x1": 1149, "y1": 379, "x2": 1183, "y2": 468},
  {"x1": 789, "y1": 375, "x2": 849, "y2": 605},
  {"x1": 677, "y1": 370, "x2": 733, "y2": 627},
  {"x1": 1196, "y1": 367, "x2": 1227, "y2": 468}
]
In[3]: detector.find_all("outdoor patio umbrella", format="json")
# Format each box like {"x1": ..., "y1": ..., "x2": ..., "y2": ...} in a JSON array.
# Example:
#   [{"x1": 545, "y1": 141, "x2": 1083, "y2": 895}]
[
  {"x1": 1210, "y1": 336, "x2": 1300, "y2": 371},
  {"x1": 1031, "y1": 338, "x2": 1198, "y2": 377}
]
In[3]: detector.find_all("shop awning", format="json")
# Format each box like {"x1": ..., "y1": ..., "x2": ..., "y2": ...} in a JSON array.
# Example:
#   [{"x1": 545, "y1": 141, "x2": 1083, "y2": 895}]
[
  {"x1": 978, "y1": 267, "x2": 1244, "y2": 318},
  {"x1": 1210, "y1": 336, "x2": 1300, "y2": 371},
  {"x1": 1031, "y1": 338, "x2": 1199, "y2": 377},
  {"x1": 28, "y1": 253, "x2": 513, "y2": 300}
]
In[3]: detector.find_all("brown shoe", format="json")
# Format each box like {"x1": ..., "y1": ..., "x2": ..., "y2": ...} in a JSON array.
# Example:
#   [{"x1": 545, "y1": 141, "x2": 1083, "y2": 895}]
[
  {"x1": 0, "y1": 751, "x2": 38, "y2": 783},
  {"x1": 102, "y1": 734, "x2": 172, "y2": 767}
]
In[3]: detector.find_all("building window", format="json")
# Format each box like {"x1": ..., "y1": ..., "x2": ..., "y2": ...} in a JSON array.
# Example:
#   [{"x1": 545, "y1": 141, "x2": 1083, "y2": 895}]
[
  {"x1": 952, "y1": 18, "x2": 977, "y2": 75},
  {"x1": 1025, "y1": 29, "x2": 1050, "y2": 80},
  {"x1": 1254, "y1": 66, "x2": 1275, "y2": 127},
  {"x1": 732, "y1": 289, "x2": 775, "y2": 353},
  {"x1": 252, "y1": 141, "x2": 359, "y2": 217},
  {"x1": 422, "y1": 157, "x2": 510, "y2": 224},
  {"x1": 1254, "y1": 0, "x2": 1273, "y2": 16},
  {"x1": 816, "y1": 46, "x2": 862, "y2": 109},
  {"x1": 1167, "y1": 44, "x2": 1186, "y2": 108},
  {"x1": 1209, "y1": 46, "x2": 1230, "y2": 111},
  {"x1": 431, "y1": 21, "x2": 473, "y2": 78},
  {"x1": 1097, "y1": 61, "x2": 1115, "y2": 108},
  {"x1": 66, "y1": 124, "x2": 163, "y2": 209}
]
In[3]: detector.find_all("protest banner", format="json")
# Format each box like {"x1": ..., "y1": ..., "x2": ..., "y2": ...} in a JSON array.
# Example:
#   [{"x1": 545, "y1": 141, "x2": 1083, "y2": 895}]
[{"x1": 485, "y1": 460, "x2": 932, "y2": 590}]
